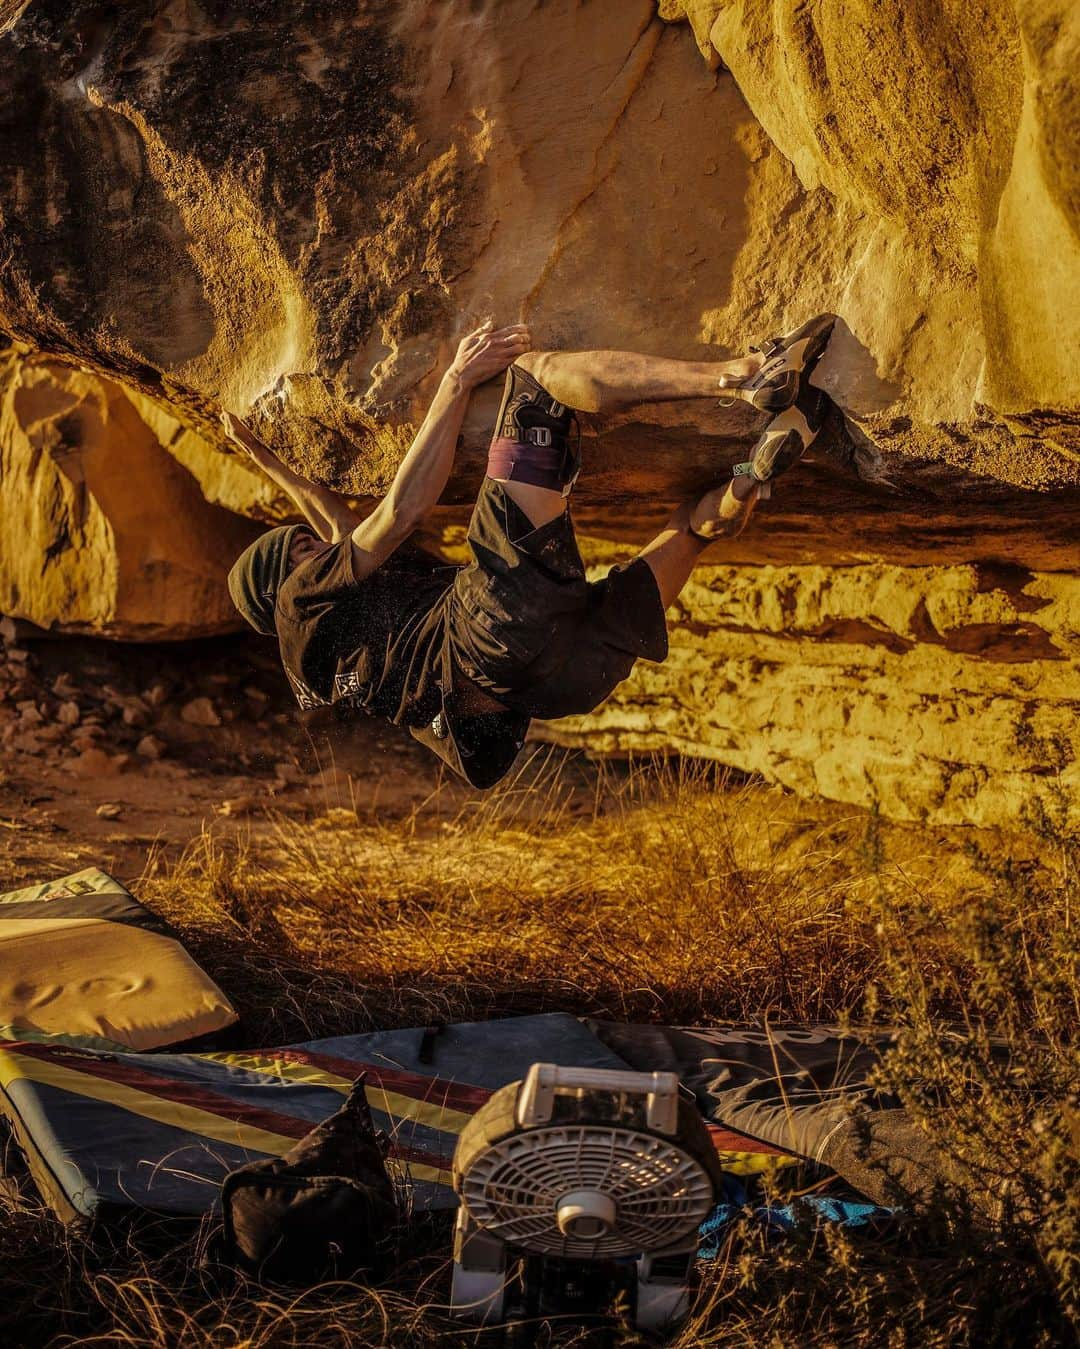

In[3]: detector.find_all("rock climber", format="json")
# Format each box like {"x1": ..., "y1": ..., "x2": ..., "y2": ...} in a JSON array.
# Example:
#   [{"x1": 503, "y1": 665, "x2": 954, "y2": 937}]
[{"x1": 224, "y1": 316, "x2": 835, "y2": 787}]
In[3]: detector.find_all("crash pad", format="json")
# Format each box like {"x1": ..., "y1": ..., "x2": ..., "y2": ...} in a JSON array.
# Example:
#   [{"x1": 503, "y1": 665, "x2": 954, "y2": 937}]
[
  {"x1": 0, "y1": 867, "x2": 236, "y2": 1052},
  {"x1": 0, "y1": 1014, "x2": 791, "y2": 1226}
]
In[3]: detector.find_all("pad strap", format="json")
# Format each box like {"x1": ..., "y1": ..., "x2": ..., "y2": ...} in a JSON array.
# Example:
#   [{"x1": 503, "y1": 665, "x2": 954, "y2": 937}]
[{"x1": 488, "y1": 436, "x2": 581, "y2": 496}]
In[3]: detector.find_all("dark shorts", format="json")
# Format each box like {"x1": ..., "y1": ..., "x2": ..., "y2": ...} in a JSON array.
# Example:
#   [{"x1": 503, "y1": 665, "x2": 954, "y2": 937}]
[{"x1": 449, "y1": 479, "x2": 668, "y2": 721}]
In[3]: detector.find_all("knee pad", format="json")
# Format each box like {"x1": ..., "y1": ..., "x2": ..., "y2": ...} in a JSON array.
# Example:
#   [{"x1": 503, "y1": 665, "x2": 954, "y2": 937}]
[{"x1": 487, "y1": 365, "x2": 581, "y2": 496}]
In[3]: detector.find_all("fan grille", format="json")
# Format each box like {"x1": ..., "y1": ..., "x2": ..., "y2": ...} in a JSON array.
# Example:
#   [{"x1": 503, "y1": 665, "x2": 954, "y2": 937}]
[{"x1": 459, "y1": 1124, "x2": 715, "y2": 1258}]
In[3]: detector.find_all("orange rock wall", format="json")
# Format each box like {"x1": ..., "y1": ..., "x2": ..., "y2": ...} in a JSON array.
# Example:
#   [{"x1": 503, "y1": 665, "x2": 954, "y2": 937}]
[
  {"x1": 661, "y1": 0, "x2": 1080, "y2": 462},
  {"x1": 0, "y1": 1, "x2": 1076, "y2": 825},
  {"x1": 545, "y1": 537, "x2": 1079, "y2": 828},
  {"x1": 0, "y1": 350, "x2": 264, "y2": 638},
  {"x1": 2, "y1": 2, "x2": 1076, "y2": 491}
]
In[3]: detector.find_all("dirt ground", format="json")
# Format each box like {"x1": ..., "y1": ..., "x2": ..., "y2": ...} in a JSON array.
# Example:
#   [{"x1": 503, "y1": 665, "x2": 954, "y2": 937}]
[
  {"x1": 1, "y1": 628, "x2": 1076, "y2": 1348},
  {"x1": 0, "y1": 626, "x2": 498, "y2": 888},
  {"x1": 0, "y1": 623, "x2": 1045, "y2": 901}
]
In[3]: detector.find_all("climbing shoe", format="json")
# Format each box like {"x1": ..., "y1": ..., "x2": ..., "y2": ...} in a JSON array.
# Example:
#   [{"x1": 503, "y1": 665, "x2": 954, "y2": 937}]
[
  {"x1": 719, "y1": 312, "x2": 836, "y2": 414},
  {"x1": 731, "y1": 384, "x2": 830, "y2": 499}
]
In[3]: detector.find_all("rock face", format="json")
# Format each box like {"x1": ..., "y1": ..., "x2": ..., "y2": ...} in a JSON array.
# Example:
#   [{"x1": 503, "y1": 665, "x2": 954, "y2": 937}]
[
  {"x1": 3, "y1": 0, "x2": 1077, "y2": 491},
  {"x1": 548, "y1": 531, "x2": 1079, "y2": 829},
  {"x1": 663, "y1": 0, "x2": 1080, "y2": 475},
  {"x1": 0, "y1": 346, "x2": 266, "y2": 638},
  {"x1": 0, "y1": 0, "x2": 1076, "y2": 825}
]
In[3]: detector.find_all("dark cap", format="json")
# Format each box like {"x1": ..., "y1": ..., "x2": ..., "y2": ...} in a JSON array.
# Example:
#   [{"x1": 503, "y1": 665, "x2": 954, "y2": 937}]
[{"x1": 227, "y1": 524, "x2": 307, "y2": 635}]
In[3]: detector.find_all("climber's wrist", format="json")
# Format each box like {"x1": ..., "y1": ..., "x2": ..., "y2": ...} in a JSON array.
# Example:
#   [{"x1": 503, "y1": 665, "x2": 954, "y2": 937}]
[{"x1": 439, "y1": 368, "x2": 470, "y2": 401}]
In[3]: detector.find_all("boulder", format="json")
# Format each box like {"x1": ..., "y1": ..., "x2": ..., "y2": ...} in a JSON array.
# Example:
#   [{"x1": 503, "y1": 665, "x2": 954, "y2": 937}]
[
  {"x1": 543, "y1": 529, "x2": 1079, "y2": 830},
  {"x1": 0, "y1": 1, "x2": 1076, "y2": 491},
  {"x1": 662, "y1": 0, "x2": 1080, "y2": 472},
  {"x1": 0, "y1": 1, "x2": 1076, "y2": 825},
  {"x1": 0, "y1": 346, "x2": 264, "y2": 637}
]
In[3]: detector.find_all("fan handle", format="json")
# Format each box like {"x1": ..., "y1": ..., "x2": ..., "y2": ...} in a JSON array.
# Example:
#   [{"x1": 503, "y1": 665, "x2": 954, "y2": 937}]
[{"x1": 517, "y1": 1063, "x2": 681, "y2": 1134}]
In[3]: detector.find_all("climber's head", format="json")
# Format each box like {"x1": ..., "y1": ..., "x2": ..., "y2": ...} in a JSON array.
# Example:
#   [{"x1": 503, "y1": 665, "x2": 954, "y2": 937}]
[{"x1": 227, "y1": 524, "x2": 323, "y2": 635}]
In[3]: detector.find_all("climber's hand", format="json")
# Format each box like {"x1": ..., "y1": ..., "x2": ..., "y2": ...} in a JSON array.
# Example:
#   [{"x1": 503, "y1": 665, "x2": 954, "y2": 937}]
[
  {"x1": 447, "y1": 320, "x2": 531, "y2": 392},
  {"x1": 220, "y1": 410, "x2": 272, "y2": 464},
  {"x1": 221, "y1": 410, "x2": 361, "y2": 543}
]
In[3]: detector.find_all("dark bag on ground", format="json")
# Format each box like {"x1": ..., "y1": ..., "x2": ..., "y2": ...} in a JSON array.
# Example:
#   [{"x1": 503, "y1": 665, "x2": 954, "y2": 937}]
[{"x1": 220, "y1": 1075, "x2": 397, "y2": 1283}]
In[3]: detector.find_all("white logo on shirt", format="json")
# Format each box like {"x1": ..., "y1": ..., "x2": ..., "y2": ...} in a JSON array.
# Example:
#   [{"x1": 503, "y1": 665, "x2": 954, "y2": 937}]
[{"x1": 285, "y1": 668, "x2": 330, "y2": 710}]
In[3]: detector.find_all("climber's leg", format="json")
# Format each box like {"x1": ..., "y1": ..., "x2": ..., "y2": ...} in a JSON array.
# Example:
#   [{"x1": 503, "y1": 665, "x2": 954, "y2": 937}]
[
  {"x1": 514, "y1": 348, "x2": 763, "y2": 416},
  {"x1": 488, "y1": 478, "x2": 569, "y2": 530},
  {"x1": 486, "y1": 362, "x2": 580, "y2": 529},
  {"x1": 637, "y1": 476, "x2": 760, "y2": 609},
  {"x1": 487, "y1": 348, "x2": 765, "y2": 530}
]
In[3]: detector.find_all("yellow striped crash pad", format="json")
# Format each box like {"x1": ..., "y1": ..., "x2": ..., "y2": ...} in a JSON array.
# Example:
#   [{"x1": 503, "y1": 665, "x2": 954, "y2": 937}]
[
  {"x1": 0, "y1": 867, "x2": 236, "y2": 1052},
  {"x1": 0, "y1": 1014, "x2": 792, "y2": 1225}
]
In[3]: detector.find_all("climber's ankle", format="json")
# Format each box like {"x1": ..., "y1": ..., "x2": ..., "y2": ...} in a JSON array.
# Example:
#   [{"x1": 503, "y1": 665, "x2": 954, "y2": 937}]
[{"x1": 718, "y1": 352, "x2": 765, "y2": 383}]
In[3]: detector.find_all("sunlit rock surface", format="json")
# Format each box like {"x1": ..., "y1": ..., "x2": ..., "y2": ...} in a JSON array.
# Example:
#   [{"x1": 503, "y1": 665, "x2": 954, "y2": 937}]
[
  {"x1": 3, "y1": 0, "x2": 1077, "y2": 489},
  {"x1": 662, "y1": 0, "x2": 1080, "y2": 473},
  {"x1": 0, "y1": 347, "x2": 264, "y2": 638},
  {"x1": 0, "y1": 0, "x2": 1076, "y2": 823},
  {"x1": 549, "y1": 532, "x2": 1079, "y2": 829}
]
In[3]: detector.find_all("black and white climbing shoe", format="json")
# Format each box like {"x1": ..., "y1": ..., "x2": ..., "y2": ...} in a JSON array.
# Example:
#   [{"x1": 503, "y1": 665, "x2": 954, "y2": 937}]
[
  {"x1": 719, "y1": 312, "x2": 836, "y2": 414},
  {"x1": 731, "y1": 384, "x2": 829, "y2": 499}
]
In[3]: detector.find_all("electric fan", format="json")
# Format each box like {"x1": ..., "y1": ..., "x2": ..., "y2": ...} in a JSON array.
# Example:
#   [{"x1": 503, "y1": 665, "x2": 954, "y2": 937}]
[{"x1": 450, "y1": 1063, "x2": 721, "y2": 1333}]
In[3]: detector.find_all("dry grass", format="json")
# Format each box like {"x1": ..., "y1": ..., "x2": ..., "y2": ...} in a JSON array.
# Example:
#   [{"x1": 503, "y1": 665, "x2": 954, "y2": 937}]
[{"x1": 1, "y1": 755, "x2": 1076, "y2": 1347}]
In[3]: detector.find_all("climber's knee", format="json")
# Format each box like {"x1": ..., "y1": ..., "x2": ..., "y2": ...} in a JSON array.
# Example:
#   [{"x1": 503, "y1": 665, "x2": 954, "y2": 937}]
[{"x1": 487, "y1": 362, "x2": 581, "y2": 497}]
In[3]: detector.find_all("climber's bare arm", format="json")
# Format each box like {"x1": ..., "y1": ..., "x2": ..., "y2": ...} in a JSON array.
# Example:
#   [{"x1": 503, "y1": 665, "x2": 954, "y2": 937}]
[
  {"x1": 349, "y1": 321, "x2": 530, "y2": 575},
  {"x1": 219, "y1": 413, "x2": 358, "y2": 543},
  {"x1": 221, "y1": 321, "x2": 530, "y2": 572}
]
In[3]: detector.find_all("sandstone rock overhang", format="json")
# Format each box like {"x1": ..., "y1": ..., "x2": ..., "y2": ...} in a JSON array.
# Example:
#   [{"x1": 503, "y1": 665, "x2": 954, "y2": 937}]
[
  {"x1": 0, "y1": 0, "x2": 1076, "y2": 500},
  {"x1": 0, "y1": 0, "x2": 1076, "y2": 827}
]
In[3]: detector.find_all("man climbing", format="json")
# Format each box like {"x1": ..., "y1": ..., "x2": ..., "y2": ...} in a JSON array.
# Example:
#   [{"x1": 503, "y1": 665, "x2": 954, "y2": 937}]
[{"x1": 225, "y1": 315, "x2": 835, "y2": 787}]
